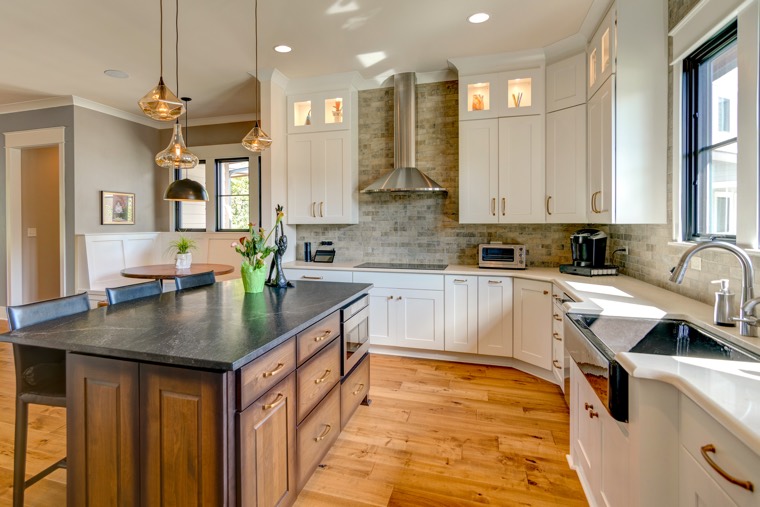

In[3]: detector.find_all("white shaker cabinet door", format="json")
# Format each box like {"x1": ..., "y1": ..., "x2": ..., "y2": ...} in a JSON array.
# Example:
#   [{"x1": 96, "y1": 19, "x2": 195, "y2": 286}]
[
  {"x1": 396, "y1": 289, "x2": 444, "y2": 351},
  {"x1": 444, "y1": 275, "x2": 478, "y2": 353},
  {"x1": 367, "y1": 288, "x2": 396, "y2": 346},
  {"x1": 498, "y1": 116, "x2": 545, "y2": 223},
  {"x1": 459, "y1": 119, "x2": 499, "y2": 224},
  {"x1": 477, "y1": 276, "x2": 513, "y2": 357},
  {"x1": 512, "y1": 278, "x2": 552, "y2": 370},
  {"x1": 546, "y1": 105, "x2": 587, "y2": 223}
]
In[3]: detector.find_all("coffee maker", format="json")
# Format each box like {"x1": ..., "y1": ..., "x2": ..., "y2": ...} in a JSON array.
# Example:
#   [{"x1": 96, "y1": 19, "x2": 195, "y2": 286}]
[{"x1": 560, "y1": 229, "x2": 617, "y2": 276}]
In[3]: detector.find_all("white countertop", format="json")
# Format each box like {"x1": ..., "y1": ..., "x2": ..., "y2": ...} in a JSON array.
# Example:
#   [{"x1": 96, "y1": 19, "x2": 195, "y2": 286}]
[{"x1": 285, "y1": 261, "x2": 760, "y2": 452}]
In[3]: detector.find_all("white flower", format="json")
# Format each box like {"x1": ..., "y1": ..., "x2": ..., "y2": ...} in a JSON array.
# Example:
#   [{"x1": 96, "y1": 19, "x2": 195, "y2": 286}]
[{"x1": 231, "y1": 241, "x2": 239, "y2": 248}]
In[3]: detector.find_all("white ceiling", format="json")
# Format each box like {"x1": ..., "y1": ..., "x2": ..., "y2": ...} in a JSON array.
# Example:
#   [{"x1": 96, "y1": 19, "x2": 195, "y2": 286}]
[{"x1": 0, "y1": 0, "x2": 601, "y2": 122}]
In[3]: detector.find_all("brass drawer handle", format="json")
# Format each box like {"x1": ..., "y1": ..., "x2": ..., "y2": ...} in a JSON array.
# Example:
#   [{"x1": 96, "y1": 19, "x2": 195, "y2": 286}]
[
  {"x1": 589, "y1": 410, "x2": 599, "y2": 419},
  {"x1": 488, "y1": 280, "x2": 502, "y2": 285},
  {"x1": 700, "y1": 444, "x2": 755, "y2": 492},
  {"x1": 314, "y1": 369, "x2": 332, "y2": 384},
  {"x1": 315, "y1": 424, "x2": 332, "y2": 442},
  {"x1": 501, "y1": 197, "x2": 506, "y2": 216},
  {"x1": 302, "y1": 275, "x2": 324, "y2": 280},
  {"x1": 553, "y1": 360, "x2": 562, "y2": 370},
  {"x1": 584, "y1": 402, "x2": 593, "y2": 411},
  {"x1": 311, "y1": 202, "x2": 316, "y2": 217},
  {"x1": 553, "y1": 313, "x2": 562, "y2": 322},
  {"x1": 320, "y1": 201, "x2": 325, "y2": 217},
  {"x1": 262, "y1": 393, "x2": 284, "y2": 410},
  {"x1": 543, "y1": 290, "x2": 549, "y2": 295},
  {"x1": 352, "y1": 383, "x2": 365, "y2": 396},
  {"x1": 546, "y1": 195, "x2": 552, "y2": 215},
  {"x1": 553, "y1": 332, "x2": 562, "y2": 341},
  {"x1": 314, "y1": 330, "x2": 332, "y2": 342},
  {"x1": 491, "y1": 197, "x2": 496, "y2": 216},
  {"x1": 453, "y1": 279, "x2": 467, "y2": 283},
  {"x1": 262, "y1": 363, "x2": 285, "y2": 378}
]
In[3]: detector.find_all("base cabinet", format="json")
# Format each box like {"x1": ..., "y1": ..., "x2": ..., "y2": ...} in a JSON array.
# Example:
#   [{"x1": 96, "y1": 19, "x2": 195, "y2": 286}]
[
  {"x1": 239, "y1": 373, "x2": 297, "y2": 507},
  {"x1": 477, "y1": 276, "x2": 513, "y2": 357},
  {"x1": 512, "y1": 279, "x2": 552, "y2": 369},
  {"x1": 367, "y1": 287, "x2": 444, "y2": 350},
  {"x1": 444, "y1": 275, "x2": 479, "y2": 353}
]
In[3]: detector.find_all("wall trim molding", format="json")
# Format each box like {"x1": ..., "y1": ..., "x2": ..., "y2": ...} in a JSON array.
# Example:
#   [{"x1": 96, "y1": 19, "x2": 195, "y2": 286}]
[{"x1": 670, "y1": 0, "x2": 755, "y2": 62}]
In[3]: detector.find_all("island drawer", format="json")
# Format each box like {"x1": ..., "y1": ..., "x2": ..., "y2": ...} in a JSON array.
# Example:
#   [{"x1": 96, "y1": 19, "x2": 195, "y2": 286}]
[
  {"x1": 297, "y1": 310, "x2": 340, "y2": 365},
  {"x1": 341, "y1": 353, "x2": 369, "y2": 429},
  {"x1": 296, "y1": 383, "x2": 341, "y2": 491},
  {"x1": 238, "y1": 338, "x2": 296, "y2": 410},
  {"x1": 284, "y1": 269, "x2": 353, "y2": 283},
  {"x1": 680, "y1": 394, "x2": 760, "y2": 506},
  {"x1": 297, "y1": 338, "x2": 341, "y2": 423}
]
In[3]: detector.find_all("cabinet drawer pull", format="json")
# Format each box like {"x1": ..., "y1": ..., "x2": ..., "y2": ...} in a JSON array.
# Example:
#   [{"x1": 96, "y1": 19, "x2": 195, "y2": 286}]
[
  {"x1": 491, "y1": 197, "x2": 496, "y2": 216},
  {"x1": 501, "y1": 197, "x2": 506, "y2": 216},
  {"x1": 589, "y1": 410, "x2": 599, "y2": 419},
  {"x1": 543, "y1": 290, "x2": 549, "y2": 295},
  {"x1": 591, "y1": 191, "x2": 601, "y2": 214},
  {"x1": 302, "y1": 275, "x2": 324, "y2": 280},
  {"x1": 262, "y1": 393, "x2": 284, "y2": 410},
  {"x1": 488, "y1": 280, "x2": 502, "y2": 285},
  {"x1": 553, "y1": 332, "x2": 562, "y2": 341},
  {"x1": 397, "y1": 296, "x2": 403, "y2": 300},
  {"x1": 453, "y1": 279, "x2": 467, "y2": 283},
  {"x1": 315, "y1": 424, "x2": 332, "y2": 442},
  {"x1": 314, "y1": 369, "x2": 332, "y2": 384},
  {"x1": 700, "y1": 444, "x2": 755, "y2": 492},
  {"x1": 584, "y1": 402, "x2": 593, "y2": 411},
  {"x1": 320, "y1": 201, "x2": 325, "y2": 217},
  {"x1": 553, "y1": 360, "x2": 562, "y2": 370},
  {"x1": 314, "y1": 330, "x2": 332, "y2": 342},
  {"x1": 352, "y1": 383, "x2": 366, "y2": 396},
  {"x1": 262, "y1": 363, "x2": 285, "y2": 378},
  {"x1": 387, "y1": 295, "x2": 394, "y2": 300},
  {"x1": 546, "y1": 195, "x2": 552, "y2": 215},
  {"x1": 553, "y1": 313, "x2": 562, "y2": 322},
  {"x1": 311, "y1": 202, "x2": 316, "y2": 217}
]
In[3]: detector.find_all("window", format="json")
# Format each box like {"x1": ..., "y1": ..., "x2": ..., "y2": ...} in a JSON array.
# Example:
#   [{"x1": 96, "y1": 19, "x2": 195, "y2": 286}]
[
  {"x1": 174, "y1": 161, "x2": 207, "y2": 231},
  {"x1": 682, "y1": 20, "x2": 738, "y2": 241},
  {"x1": 216, "y1": 158, "x2": 251, "y2": 231}
]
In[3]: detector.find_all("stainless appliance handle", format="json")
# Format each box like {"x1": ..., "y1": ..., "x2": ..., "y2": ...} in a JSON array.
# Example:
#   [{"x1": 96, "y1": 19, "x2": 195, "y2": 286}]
[{"x1": 343, "y1": 305, "x2": 370, "y2": 334}]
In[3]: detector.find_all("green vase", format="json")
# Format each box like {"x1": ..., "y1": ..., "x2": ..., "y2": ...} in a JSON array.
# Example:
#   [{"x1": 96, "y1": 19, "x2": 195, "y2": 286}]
[{"x1": 241, "y1": 262, "x2": 267, "y2": 293}]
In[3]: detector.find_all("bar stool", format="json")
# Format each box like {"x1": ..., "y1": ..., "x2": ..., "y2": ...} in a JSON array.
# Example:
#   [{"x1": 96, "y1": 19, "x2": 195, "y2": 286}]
[
  {"x1": 6, "y1": 292, "x2": 90, "y2": 507},
  {"x1": 174, "y1": 271, "x2": 215, "y2": 291},
  {"x1": 106, "y1": 279, "x2": 162, "y2": 305}
]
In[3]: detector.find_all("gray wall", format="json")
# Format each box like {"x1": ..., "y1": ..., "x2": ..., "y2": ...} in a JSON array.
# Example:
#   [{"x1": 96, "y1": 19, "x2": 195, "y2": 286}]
[
  {"x1": 0, "y1": 106, "x2": 76, "y2": 305},
  {"x1": 73, "y1": 107, "x2": 163, "y2": 232}
]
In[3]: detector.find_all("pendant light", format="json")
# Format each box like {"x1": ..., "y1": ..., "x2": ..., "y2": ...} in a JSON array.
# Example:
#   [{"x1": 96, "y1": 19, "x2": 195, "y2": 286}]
[
  {"x1": 242, "y1": 0, "x2": 272, "y2": 152},
  {"x1": 164, "y1": 97, "x2": 209, "y2": 201},
  {"x1": 155, "y1": 0, "x2": 198, "y2": 170},
  {"x1": 138, "y1": 0, "x2": 184, "y2": 121}
]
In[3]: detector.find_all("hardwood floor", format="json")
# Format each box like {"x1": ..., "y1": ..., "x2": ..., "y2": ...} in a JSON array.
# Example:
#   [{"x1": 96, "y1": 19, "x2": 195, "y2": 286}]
[{"x1": 0, "y1": 318, "x2": 585, "y2": 505}]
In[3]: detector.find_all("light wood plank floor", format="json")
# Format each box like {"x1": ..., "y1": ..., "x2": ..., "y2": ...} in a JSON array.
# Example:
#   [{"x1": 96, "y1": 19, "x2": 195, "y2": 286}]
[{"x1": 0, "y1": 319, "x2": 585, "y2": 506}]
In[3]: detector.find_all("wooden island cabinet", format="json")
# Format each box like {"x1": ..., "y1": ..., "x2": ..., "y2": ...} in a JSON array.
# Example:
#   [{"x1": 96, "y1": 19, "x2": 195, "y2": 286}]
[{"x1": 4, "y1": 280, "x2": 372, "y2": 507}]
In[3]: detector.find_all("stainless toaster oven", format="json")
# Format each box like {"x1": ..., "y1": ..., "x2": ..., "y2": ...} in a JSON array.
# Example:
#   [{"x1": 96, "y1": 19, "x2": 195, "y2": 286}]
[{"x1": 478, "y1": 244, "x2": 526, "y2": 269}]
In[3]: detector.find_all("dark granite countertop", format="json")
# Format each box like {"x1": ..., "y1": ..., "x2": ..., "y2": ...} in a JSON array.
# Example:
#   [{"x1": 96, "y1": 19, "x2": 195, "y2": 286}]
[{"x1": 0, "y1": 280, "x2": 371, "y2": 371}]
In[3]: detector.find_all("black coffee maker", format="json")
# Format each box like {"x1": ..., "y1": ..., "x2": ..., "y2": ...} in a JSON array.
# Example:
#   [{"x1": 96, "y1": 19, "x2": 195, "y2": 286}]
[{"x1": 570, "y1": 229, "x2": 607, "y2": 267}]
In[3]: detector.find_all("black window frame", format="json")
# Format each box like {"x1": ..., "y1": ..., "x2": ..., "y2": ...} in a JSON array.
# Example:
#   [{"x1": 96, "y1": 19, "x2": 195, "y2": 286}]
[
  {"x1": 215, "y1": 157, "x2": 252, "y2": 232},
  {"x1": 682, "y1": 20, "x2": 738, "y2": 242},
  {"x1": 173, "y1": 160, "x2": 207, "y2": 232}
]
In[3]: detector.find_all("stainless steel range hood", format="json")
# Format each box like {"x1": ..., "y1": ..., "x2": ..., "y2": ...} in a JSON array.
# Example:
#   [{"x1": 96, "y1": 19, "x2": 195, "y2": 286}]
[{"x1": 362, "y1": 73, "x2": 447, "y2": 193}]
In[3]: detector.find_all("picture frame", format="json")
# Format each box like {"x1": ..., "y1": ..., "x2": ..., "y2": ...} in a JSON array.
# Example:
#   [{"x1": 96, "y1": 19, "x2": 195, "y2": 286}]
[{"x1": 101, "y1": 191, "x2": 135, "y2": 225}]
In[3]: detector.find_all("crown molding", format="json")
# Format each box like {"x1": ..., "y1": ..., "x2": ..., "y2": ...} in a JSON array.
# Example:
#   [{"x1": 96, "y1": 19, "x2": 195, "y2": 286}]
[
  {"x1": 448, "y1": 48, "x2": 546, "y2": 76},
  {"x1": 0, "y1": 96, "x2": 74, "y2": 115},
  {"x1": 72, "y1": 96, "x2": 160, "y2": 127}
]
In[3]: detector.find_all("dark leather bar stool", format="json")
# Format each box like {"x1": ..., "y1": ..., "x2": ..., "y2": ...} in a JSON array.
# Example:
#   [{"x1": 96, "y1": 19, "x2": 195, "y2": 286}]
[
  {"x1": 174, "y1": 271, "x2": 216, "y2": 290},
  {"x1": 6, "y1": 292, "x2": 90, "y2": 507},
  {"x1": 106, "y1": 279, "x2": 162, "y2": 305}
]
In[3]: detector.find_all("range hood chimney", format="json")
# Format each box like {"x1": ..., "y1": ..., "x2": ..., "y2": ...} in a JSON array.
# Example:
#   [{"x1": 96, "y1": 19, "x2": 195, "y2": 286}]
[{"x1": 362, "y1": 73, "x2": 447, "y2": 193}]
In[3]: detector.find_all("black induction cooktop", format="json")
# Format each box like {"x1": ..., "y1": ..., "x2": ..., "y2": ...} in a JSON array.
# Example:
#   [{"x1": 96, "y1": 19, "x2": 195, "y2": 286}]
[{"x1": 354, "y1": 262, "x2": 448, "y2": 271}]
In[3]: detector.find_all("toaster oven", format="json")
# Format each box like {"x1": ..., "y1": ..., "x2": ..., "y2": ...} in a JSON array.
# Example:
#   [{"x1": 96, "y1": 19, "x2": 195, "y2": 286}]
[{"x1": 478, "y1": 244, "x2": 526, "y2": 269}]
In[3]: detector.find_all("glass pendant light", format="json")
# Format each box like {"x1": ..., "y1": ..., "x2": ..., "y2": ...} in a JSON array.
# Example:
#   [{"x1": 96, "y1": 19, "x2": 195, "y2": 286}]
[
  {"x1": 242, "y1": 0, "x2": 272, "y2": 152},
  {"x1": 165, "y1": 97, "x2": 208, "y2": 201},
  {"x1": 138, "y1": 0, "x2": 184, "y2": 121}
]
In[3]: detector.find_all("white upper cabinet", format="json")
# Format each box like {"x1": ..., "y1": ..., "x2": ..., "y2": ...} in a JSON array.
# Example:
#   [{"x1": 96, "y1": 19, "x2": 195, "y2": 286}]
[
  {"x1": 546, "y1": 53, "x2": 586, "y2": 113},
  {"x1": 459, "y1": 68, "x2": 545, "y2": 120},
  {"x1": 459, "y1": 119, "x2": 500, "y2": 223},
  {"x1": 287, "y1": 89, "x2": 353, "y2": 134},
  {"x1": 546, "y1": 104, "x2": 587, "y2": 223},
  {"x1": 587, "y1": 6, "x2": 617, "y2": 100}
]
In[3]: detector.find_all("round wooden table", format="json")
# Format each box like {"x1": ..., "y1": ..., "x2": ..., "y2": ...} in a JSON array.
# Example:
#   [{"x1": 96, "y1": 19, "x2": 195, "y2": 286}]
[{"x1": 121, "y1": 263, "x2": 235, "y2": 286}]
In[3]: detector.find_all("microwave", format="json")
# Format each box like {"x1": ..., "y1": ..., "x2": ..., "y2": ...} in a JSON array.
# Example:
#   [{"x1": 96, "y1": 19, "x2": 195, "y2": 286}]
[{"x1": 478, "y1": 244, "x2": 526, "y2": 269}]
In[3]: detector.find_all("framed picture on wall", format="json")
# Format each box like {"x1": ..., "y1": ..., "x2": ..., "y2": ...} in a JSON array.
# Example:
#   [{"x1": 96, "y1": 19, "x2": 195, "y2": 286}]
[{"x1": 101, "y1": 191, "x2": 135, "y2": 225}]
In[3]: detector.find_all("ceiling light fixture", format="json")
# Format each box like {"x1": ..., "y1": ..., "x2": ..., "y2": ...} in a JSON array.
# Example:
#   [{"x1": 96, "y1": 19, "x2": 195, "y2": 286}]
[
  {"x1": 467, "y1": 12, "x2": 490, "y2": 24},
  {"x1": 242, "y1": 0, "x2": 272, "y2": 153},
  {"x1": 164, "y1": 97, "x2": 208, "y2": 201},
  {"x1": 104, "y1": 69, "x2": 129, "y2": 79},
  {"x1": 138, "y1": 0, "x2": 184, "y2": 121},
  {"x1": 273, "y1": 45, "x2": 292, "y2": 53},
  {"x1": 156, "y1": 0, "x2": 198, "y2": 170}
]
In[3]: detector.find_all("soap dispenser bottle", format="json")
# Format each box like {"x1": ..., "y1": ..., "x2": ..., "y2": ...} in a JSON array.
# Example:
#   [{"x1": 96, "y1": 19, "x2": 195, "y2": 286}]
[{"x1": 711, "y1": 279, "x2": 735, "y2": 327}]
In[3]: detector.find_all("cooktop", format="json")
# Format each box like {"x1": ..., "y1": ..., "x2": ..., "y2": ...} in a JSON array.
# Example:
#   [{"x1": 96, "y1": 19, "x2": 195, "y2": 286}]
[{"x1": 354, "y1": 262, "x2": 448, "y2": 271}]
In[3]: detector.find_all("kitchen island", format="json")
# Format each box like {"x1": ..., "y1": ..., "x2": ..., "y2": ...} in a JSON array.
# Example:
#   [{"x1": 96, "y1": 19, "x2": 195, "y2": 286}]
[{"x1": 1, "y1": 279, "x2": 371, "y2": 507}]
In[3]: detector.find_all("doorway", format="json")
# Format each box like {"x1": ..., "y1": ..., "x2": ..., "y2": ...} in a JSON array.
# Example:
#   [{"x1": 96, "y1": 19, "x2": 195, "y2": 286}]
[{"x1": 5, "y1": 127, "x2": 66, "y2": 306}]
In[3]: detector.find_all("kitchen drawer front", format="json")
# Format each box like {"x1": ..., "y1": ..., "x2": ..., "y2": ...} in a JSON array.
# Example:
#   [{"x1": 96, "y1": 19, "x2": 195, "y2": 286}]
[
  {"x1": 341, "y1": 354, "x2": 370, "y2": 429},
  {"x1": 297, "y1": 338, "x2": 341, "y2": 423},
  {"x1": 297, "y1": 383, "x2": 341, "y2": 491},
  {"x1": 680, "y1": 395, "x2": 759, "y2": 506},
  {"x1": 284, "y1": 269, "x2": 353, "y2": 283},
  {"x1": 353, "y1": 271, "x2": 444, "y2": 291},
  {"x1": 297, "y1": 310, "x2": 340, "y2": 366},
  {"x1": 239, "y1": 338, "x2": 296, "y2": 410}
]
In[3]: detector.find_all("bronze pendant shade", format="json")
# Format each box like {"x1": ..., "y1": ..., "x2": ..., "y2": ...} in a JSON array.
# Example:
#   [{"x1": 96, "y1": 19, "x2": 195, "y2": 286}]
[{"x1": 164, "y1": 177, "x2": 209, "y2": 201}]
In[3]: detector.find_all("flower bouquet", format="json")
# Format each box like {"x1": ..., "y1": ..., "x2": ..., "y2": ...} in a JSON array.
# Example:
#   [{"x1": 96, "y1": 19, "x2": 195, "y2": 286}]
[{"x1": 231, "y1": 208, "x2": 285, "y2": 293}]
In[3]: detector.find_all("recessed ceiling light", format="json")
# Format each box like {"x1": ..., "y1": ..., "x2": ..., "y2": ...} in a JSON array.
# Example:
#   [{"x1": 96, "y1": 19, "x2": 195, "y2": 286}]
[
  {"x1": 467, "y1": 12, "x2": 490, "y2": 24},
  {"x1": 104, "y1": 69, "x2": 129, "y2": 79},
  {"x1": 273, "y1": 45, "x2": 292, "y2": 53}
]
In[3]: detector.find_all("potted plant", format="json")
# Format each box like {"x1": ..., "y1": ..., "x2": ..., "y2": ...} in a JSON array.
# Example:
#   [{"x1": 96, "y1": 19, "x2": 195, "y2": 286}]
[
  {"x1": 231, "y1": 207, "x2": 285, "y2": 293},
  {"x1": 169, "y1": 235, "x2": 196, "y2": 269}
]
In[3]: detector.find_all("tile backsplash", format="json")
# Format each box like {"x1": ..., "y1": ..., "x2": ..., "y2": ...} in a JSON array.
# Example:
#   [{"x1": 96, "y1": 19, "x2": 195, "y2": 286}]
[{"x1": 295, "y1": 81, "x2": 591, "y2": 267}]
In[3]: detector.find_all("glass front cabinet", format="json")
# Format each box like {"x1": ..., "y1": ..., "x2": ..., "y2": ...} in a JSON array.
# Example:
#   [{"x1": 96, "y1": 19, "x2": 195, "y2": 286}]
[
  {"x1": 287, "y1": 90, "x2": 352, "y2": 133},
  {"x1": 458, "y1": 68, "x2": 544, "y2": 120}
]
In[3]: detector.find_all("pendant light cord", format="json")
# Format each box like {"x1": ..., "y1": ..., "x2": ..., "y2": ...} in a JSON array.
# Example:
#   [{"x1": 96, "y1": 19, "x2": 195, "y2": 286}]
[
  {"x1": 175, "y1": 0, "x2": 180, "y2": 96},
  {"x1": 255, "y1": 0, "x2": 259, "y2": 124},
  {"x1": 159, "y1": 0, "x2": 164, "y2": 76}
]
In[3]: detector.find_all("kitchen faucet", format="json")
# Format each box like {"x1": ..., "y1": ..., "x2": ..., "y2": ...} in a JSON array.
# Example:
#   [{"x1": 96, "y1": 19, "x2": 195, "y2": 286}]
[{"x1": 669, "y1": 241, "x2": 758, "y2": 337}]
